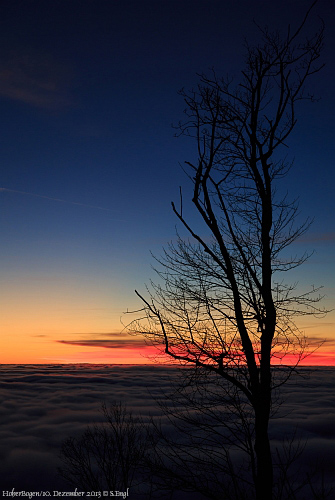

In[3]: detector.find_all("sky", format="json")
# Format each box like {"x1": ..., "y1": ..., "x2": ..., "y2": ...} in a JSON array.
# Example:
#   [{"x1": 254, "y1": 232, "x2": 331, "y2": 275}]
[{"x1": 0, "y1": 0, "x2": 334, "y2": 364}]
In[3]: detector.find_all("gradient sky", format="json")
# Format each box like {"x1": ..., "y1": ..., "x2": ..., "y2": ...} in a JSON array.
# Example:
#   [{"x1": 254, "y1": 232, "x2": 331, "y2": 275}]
[{"x1": 0, "y1": 0, "x2": 334, "y2": 364}]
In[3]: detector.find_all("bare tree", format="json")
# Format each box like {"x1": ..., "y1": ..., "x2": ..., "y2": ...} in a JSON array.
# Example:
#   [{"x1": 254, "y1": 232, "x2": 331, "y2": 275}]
[
  {"x1": 129, "y1": 5, "x2": 327, "y2": 500},
  {"x1": 58, "y1": 392, "x2": 333, "y2": 500},
  {"x1": 144, "y1": 367, "x2": 333, "y2": 500},
  {"x1": 146, "y1": 368, "x2": 258, "y2": 500},
  {"x1": 59, "y1": 402, "x2": 152, "y2": 497}
]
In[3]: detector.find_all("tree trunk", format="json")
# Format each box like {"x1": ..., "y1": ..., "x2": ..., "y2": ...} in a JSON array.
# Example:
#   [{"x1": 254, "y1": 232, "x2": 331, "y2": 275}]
[{"x1": 254, "y1": 405, "x2": 273, "y2": 500}]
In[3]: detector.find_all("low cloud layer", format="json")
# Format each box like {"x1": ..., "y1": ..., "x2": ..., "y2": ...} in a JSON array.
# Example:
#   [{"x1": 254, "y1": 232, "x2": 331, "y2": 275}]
[{"x1": 0, "y1": 365, "x2": 334, "y2": 496}]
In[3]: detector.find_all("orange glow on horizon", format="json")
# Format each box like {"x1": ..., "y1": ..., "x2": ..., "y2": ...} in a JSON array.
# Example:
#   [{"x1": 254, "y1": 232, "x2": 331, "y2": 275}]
[
  {"x1": 273, "y1": 351, "x2": 335, "y2": 367},
  {"x1": 0, "y1": 334, "x2": 160, "y2": 365},
  {"x1": 1, "y1": 288, "x2": 333, "y2": 365},
  {"x1": 1, "y1": 334, "x2": 334, "y2": 366}
]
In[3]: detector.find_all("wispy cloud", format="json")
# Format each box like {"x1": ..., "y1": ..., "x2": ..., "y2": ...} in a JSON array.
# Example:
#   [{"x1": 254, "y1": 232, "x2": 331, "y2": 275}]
[
  {"x1": 0, "y1": 187, "x2": 111, "y2": 211},
  {"x1": 303, "y1": 324, "x2": 335, "y2": 330},
  {"x1": 57, "y1": 339, "x2": 147, "y2": 349},
  {"x1": 56, "y1": 332, "x2": 148, "y2": 350},
  {"x1": 0, "y1": 48, "x2": 72, "y2": 110},
  {"x1": 304, "y1": 336, "x2": 335, "y2": 348},
  {"x1": 297, "y1": 232, "x2": 335, "y2": 244}
]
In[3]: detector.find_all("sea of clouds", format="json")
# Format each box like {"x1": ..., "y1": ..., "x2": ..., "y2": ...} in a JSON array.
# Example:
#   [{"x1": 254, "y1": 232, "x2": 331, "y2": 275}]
[{"x1": 0, "y1": 364, "x2": 334, "y2": 498}]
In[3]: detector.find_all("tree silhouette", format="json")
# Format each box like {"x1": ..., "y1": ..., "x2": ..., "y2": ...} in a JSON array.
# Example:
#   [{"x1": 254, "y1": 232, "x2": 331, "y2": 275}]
[
  {"x1": 145, "y1": 368, "x2": 332, "y2": 500},
  {"x1": 130, "y1": 5, "x2": 326, "y2": 500},
  {"x1": 59, "y1": 402, "x2": 152, "y2": 497}
]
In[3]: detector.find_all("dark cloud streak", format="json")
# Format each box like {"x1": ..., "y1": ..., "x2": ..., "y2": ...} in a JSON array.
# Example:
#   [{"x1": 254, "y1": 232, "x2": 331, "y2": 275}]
[{"x1": 57, "y1": 339, "x2": 148, "y2": 349}]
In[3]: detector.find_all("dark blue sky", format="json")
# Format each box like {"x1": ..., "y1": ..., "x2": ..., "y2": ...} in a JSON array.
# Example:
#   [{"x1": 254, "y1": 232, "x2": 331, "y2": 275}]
[{"x1": 0, "y1": 0, "x2": 334, "y2": 363}]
